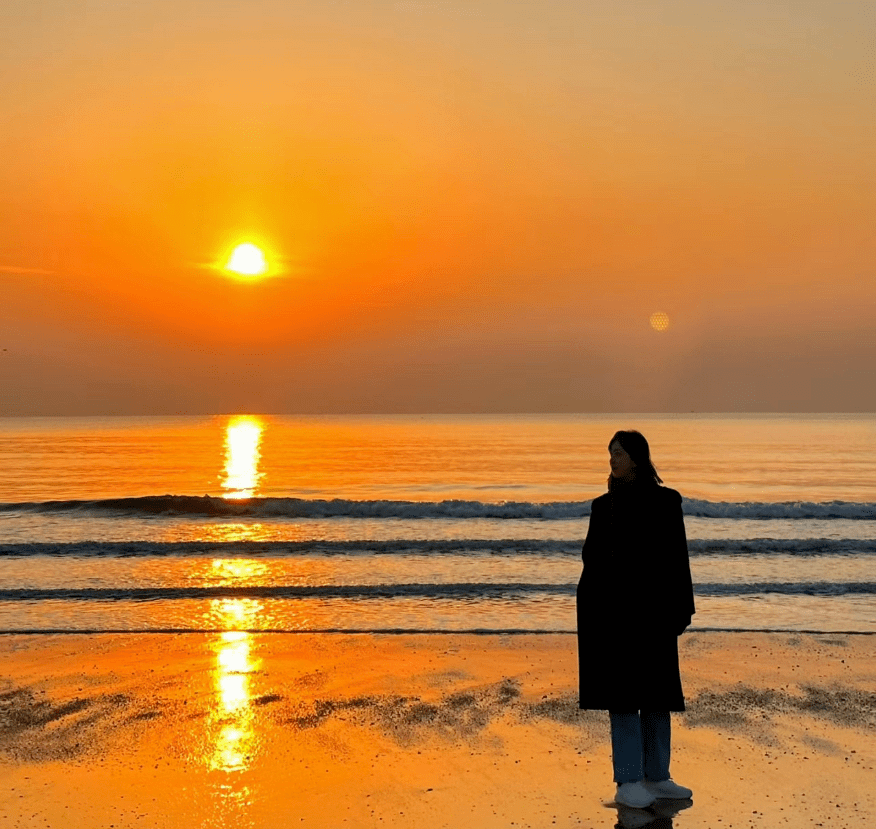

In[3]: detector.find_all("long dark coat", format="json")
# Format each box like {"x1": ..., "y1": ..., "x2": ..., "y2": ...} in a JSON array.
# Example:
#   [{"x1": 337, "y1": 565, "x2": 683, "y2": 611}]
[{"x1": 576, "y1": 483, "x2": 695, "y2": 711}]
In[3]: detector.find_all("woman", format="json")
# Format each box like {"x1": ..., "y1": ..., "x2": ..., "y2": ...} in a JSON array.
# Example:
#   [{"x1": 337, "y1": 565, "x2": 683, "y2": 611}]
[{"x1": 577, "y1": 430, "x2": 695, "y2": 809}]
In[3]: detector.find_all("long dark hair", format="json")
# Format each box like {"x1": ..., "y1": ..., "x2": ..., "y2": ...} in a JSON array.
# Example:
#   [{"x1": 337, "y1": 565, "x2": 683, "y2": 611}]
[{"x1": 608, "y1": 429, "x2": 663, "y2": 490}]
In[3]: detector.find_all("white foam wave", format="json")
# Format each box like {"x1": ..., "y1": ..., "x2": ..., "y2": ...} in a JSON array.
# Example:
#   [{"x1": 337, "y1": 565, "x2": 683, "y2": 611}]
[
  {"x1": 3, "y1": 494, "x2": 874, "y2": 520},
  {"x1": 1, "y1": 538, "x2": 874, "y2": 558}
]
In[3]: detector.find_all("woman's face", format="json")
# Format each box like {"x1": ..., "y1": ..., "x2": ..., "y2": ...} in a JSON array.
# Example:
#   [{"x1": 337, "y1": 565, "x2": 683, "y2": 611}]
[{"x1": 609, "y1": 441, "x2": 635, "y2": 478}]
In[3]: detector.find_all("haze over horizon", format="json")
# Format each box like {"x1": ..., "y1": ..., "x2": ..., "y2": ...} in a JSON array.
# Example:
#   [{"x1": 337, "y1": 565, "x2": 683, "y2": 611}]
[{"x1": 2, "y1": 0, "x2": 874, "y2": 415}]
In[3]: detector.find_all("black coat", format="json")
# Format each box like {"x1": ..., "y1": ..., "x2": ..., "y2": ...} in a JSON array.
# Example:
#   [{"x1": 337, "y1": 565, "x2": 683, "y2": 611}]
[{"x1": 576, "y1": 483, "x2": 695, "y2": 711}]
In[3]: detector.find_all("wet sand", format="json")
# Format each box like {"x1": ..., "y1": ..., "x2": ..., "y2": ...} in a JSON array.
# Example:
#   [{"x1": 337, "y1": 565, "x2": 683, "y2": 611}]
[{"x1": 0, "y1": 632, "x2": 874, "y2": 828}]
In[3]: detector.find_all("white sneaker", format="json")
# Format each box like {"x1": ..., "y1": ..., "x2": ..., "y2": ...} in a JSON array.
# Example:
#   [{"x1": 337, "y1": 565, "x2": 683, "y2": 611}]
[
  {"x1": 643, "y1": 778, "x2": 693, "y2": 799},
  {"x1": 615, "y1": 781, "x2": 657, "y2": 808}
]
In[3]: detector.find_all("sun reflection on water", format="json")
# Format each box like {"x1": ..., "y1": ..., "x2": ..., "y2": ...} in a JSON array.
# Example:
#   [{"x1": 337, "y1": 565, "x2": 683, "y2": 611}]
[
  {"x1": 221, "y1": 416, "x2": 264, "y2": 499},
  {"x1": 194, "y1": 522, "x2": 311, "y2": 543},
  {"x1": 208, "y1": 598, "x2": 262, "y2": 773},
  {"x1": 211, "y1": 557, "x2": 269, "y2": 586}
]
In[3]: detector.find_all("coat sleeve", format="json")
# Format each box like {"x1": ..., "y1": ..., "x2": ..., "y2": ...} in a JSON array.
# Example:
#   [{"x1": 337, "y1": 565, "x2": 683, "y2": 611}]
[
  {"x1": 577, "y1": 496, "x2": 607, "y2": 623},
  {"x1": 669, "y1": 490, "x2": 695, "y2": 634},
  {"x1": 581, "y1": 496, "x2": 609, "y2": 574}
]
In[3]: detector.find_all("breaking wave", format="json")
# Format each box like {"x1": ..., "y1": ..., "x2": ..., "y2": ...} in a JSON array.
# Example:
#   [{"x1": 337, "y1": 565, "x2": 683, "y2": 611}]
[
  {"x1": 0, "y1": 581, "x2": 873, "y2": 602},
  {"x1": 0, "y1": 538, "x2": 874, "y2": 558},
  {"x1": 1, "y1": 495, "x2": 873, "y2": 521}
]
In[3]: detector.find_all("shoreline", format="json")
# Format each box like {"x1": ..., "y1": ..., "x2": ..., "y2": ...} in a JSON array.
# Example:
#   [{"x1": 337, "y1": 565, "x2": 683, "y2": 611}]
[
  {"x1": 1, "y1": 627, "x2": 875, "y2": 635},
  {"x1": 1, "y1": 631, "x2": 874, "y2": 827}
]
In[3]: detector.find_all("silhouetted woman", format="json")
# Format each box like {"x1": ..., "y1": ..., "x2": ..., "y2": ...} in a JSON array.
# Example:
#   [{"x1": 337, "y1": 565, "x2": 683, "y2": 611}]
[{"x1": 577, "y1": 430, "x2": 695, "y2": 809}]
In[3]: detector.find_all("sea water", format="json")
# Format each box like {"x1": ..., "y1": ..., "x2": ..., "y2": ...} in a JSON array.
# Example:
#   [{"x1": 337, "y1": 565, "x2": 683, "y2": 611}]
[{"x1": 0, "y1": 414, "x2": 873, "y2": 634}]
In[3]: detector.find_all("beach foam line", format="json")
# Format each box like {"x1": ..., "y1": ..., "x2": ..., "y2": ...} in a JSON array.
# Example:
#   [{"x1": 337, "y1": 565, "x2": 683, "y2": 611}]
[
  {"x1": 0, "y1": 539, "x2": 579, "y2": 557},
  {"x1": 1, "y1": 495, "x2": 873, "y2": 520},
  {"x1": 0, "y1": 626, "x2": 873, "y2": 635},
  {"x1": 1, "y1": 538, "x2": 875, "y2": 557},
  {"x1": 0, "y1": 581, "x2": 874, "y2": 602},
  {"x1": 0, "y1": 583, "x2": 572, "y2": 601}
]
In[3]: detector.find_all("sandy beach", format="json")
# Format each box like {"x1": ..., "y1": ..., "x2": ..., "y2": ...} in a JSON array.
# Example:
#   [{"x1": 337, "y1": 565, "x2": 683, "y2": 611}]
[{"x1": 0, "y1": 631, "x2": 873, "y2": 828}]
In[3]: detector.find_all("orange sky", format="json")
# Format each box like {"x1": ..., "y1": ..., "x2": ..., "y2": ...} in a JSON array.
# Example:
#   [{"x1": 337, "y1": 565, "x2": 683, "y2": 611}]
[{"x1": 2, "y1": 0, "x2": 874, "y2": 414}]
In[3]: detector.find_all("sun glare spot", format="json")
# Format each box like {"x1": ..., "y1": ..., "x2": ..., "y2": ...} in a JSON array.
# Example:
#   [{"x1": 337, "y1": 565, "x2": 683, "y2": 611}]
[
  {"x1": 226, "y1": 243, "x2": 268, "y2": 277},
  {"x1": 650, "y1": 311, "x2": 670, "y2": 332},
  {"x1": 211, "y1": 558, "x2": 268, "y2": 586},
  {"x1": 222, "y1": 416, "x2": 264, "y2": 499},
  {"x1": 208, "y1": 614, "x2": 260, "y2": 773}
]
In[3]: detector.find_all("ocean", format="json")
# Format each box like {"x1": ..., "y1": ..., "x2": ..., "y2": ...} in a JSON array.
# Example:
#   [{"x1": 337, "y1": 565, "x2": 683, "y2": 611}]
[{"x1": 0, "y1": 414, "x2": 873, "y2": 635}]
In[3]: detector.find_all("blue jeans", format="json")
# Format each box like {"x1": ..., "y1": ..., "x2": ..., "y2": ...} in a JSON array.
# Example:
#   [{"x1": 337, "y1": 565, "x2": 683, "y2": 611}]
[{"x1": 609, "y1": 711, "x2": 671, "y2": 784}]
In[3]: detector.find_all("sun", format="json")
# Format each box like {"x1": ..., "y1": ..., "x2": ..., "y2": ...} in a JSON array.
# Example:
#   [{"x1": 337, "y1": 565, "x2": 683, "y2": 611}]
[
  {"x1": 225, "y1": 243, "x2": 268, "y2": 277},
  {"x1": 650, "y1": 311, "x2": 670, "y2": 332}
]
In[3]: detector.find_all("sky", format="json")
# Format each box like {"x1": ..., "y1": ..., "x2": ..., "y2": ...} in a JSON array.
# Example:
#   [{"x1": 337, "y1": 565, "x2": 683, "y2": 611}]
[{"x1": 2, "y1": 0, "x2": 874, "y2": 414}]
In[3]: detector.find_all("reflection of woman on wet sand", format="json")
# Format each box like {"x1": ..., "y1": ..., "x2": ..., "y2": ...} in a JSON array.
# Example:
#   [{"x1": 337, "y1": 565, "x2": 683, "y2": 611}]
[{"x1": 577, "y1": 430, "x2": 695, "y2": 809}]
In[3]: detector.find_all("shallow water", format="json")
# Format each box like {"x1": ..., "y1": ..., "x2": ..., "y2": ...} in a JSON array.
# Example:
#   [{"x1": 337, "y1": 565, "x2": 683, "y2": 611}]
[{"x1": 0, "y1": 414, "x2": 873, "y2": 633}]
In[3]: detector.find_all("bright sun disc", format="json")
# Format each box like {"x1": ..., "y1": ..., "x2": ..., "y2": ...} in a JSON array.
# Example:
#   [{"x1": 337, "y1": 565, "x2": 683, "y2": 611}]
[
  {"x1": 650, "y1": 311, "x2": 670, "y2": 332},
  {"x1": 226, "y1": 243, "x2": 267, "y2": 276}
]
